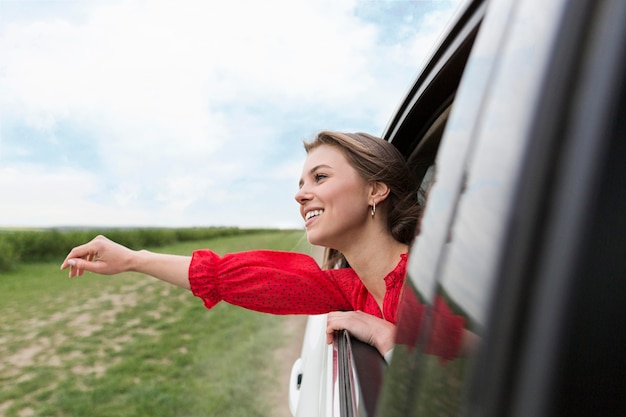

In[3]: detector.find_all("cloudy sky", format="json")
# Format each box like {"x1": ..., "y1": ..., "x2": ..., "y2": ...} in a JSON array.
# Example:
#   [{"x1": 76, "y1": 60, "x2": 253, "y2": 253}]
[{"x1": 0, "y1": 0, "x2": 463, "y2": 229}]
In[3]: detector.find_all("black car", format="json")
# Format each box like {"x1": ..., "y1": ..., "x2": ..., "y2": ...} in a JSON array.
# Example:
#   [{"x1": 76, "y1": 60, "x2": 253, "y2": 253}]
[{"x1": 289, "y1": 0, "x2": 626, "y2": 415}]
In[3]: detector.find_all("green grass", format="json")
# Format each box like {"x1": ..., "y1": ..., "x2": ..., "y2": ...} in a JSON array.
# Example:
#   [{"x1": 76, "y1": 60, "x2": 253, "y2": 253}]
[{"x1": 0, "y1": 230, "x2": 312, "y2": 417}]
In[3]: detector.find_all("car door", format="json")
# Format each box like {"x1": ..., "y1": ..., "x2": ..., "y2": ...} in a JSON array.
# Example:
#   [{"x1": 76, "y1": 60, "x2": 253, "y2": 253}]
[{"x1": 378, "y1": 0, "x2": 626, "y2": 416}]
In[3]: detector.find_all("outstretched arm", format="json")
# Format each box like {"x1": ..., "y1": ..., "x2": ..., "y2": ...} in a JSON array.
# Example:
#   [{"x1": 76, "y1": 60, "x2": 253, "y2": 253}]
[{"x1": 60, "y1": 235, "x2": 192, "y2": 289}]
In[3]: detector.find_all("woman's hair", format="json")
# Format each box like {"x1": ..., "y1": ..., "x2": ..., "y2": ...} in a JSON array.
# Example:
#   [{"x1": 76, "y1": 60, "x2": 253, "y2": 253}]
[{"x1": 304, "y1": 131, "x2": 422, "y2": 269}]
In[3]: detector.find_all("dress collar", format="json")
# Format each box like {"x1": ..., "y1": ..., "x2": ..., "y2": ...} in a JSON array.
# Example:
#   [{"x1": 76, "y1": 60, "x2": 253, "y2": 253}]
[{"x1": 384, "y1": 253, "x2": 408, "y2": 286}]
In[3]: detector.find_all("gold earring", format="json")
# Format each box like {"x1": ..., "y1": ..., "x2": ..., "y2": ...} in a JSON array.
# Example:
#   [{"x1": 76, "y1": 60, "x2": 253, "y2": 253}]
[{"x1": 371, "y1": 202, "x2": 376, "y2": 217}]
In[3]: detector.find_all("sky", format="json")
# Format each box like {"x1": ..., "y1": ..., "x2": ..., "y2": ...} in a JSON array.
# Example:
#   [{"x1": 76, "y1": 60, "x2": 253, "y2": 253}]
[{"x1": 0, "y1": 0, "x2": 464, "y2": 229}]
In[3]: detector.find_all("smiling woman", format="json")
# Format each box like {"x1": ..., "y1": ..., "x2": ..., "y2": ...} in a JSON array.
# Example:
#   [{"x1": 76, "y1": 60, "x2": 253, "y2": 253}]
[{"x1": 59, "y1": 131, "x2": 469, "y2": 365}]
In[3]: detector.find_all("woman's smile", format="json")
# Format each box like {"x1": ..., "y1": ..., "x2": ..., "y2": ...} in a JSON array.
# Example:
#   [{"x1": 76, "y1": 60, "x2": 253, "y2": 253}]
[{"x1": 304, "y1": 209, "x2": 324, "y2": 224}]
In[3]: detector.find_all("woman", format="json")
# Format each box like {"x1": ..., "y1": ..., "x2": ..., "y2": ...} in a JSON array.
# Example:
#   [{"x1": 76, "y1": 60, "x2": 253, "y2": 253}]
[{"x1": 61, "y1": 131, "x2": 463, "y2": 359}]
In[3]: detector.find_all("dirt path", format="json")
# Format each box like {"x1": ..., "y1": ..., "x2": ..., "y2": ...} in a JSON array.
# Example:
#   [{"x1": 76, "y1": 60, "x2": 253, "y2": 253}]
[
  {"x1": 2, "y1": 274, "x2": 310, "y2": 417},
  {"x1": 271, "y1": 315, "x2": 308, "y2": 417}
]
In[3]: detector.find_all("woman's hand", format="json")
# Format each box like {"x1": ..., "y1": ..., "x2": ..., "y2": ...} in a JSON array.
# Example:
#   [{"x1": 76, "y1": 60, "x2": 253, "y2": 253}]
[
  {"x1": 326, "y1": 311, "x2": 396, "y2": 358},
  {"x1": 60, "y1": 235, "x2": 192, "y2": 289},
  {"x1": 60, "y1": 235, "x2": 136, "y2": 277}
]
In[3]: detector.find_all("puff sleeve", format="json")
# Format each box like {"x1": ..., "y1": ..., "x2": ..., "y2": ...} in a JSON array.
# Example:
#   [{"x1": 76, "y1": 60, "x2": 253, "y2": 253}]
[{"x1": 188, "y1": 249, "x2": 356, "y2": 315}]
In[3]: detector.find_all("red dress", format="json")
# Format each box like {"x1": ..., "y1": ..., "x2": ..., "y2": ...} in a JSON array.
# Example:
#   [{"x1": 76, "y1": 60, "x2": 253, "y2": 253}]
[
  {"x1": 189, "y1": 250, "x2": 406, "y2": 323},
  {"x1": 188, "y1": 249, "x2": 464, "y2": 361}
]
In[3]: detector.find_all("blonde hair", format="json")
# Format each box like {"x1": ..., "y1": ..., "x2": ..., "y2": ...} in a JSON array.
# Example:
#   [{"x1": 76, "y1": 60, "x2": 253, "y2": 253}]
[{"x1": 304, "y1": 131, "x2": 422, "y2": 269}]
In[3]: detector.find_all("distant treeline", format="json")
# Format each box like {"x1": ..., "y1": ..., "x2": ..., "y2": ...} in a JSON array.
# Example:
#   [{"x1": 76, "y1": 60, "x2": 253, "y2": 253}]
[{"x1": 0, "y1": 227, "x2": 276, "y2": 273}]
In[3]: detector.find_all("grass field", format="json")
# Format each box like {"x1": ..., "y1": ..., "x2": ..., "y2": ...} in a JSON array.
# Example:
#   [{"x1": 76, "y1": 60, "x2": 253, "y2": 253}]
[{"x1": 0, "y1": 230, "x2": 312, "y2": 417}]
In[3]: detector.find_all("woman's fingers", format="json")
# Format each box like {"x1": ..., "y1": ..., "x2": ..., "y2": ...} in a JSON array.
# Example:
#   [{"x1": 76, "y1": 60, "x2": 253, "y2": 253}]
[
  {"x1": 61, "y1": 239, "x2": 99, "y2": 268},
  {"x1": 65, "y1": 257, "x2": 96, "y2": 277},
  {"x1": 326, "y1": 311, "x2": 374, "y2": 345},
  {"x1": 60, "y1": 235, "x2": 127, "y2": 277},
  {"x1": 62, "y1": 242, "x2": 97, "y2": 276},
  {"x1": 326, "y1": 311, "x2": 396, "y2": 357}
]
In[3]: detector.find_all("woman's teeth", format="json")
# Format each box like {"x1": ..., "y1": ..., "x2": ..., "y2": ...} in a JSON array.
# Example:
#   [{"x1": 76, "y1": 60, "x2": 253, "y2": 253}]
[{"x1": 305, "y1": 210, "x2": 324, "y2": 221}]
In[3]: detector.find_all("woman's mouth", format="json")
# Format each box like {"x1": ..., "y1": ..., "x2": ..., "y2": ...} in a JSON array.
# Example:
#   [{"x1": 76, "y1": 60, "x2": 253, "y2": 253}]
[{"x1": 305, "y1": 209, "x2": 324, "y2": 222}]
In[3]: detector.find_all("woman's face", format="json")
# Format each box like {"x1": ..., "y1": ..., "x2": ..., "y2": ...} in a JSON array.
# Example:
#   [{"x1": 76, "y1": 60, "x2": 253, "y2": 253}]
[{"x1": 295, "y1": 144, "x2": 372, "y2": 248}]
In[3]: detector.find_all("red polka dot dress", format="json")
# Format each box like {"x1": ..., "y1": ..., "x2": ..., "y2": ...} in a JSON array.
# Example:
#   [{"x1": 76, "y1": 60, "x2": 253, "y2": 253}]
[
  {"x1": 189, "y1": 250, "x2": 465, "y2": 360},
  {"x1": 188, "y1": 250, "x2": 407, "y2": 323}
]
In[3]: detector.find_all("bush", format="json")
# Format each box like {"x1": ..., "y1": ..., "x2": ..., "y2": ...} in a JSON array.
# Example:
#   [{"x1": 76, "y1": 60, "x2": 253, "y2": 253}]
[
  {"x1": 0, "y1": 235, "x2": 19, "y2": 272},
  {"x1": 0, "y1": 227, "x2": 281, "y2": 273}
]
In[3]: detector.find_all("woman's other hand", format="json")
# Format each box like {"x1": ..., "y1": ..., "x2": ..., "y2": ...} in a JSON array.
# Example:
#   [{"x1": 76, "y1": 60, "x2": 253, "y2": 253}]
[
  {"x1": 326, "y1": 310, "x2": 396, "y2": 358},
  {"x1": 60, "y1": 235, "x2": 136, "y2": 277}
]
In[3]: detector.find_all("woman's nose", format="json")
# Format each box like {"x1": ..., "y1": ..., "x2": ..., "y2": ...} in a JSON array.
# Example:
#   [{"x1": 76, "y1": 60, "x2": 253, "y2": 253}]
[{"x1": 294, "y1": 186, "x2": 311, "y2": 205}]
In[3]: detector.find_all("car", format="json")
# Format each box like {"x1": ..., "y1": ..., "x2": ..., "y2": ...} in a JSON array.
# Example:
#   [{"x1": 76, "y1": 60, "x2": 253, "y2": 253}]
[{"x1": 288, "y1": 0, "x2": 626, "y2": 415}]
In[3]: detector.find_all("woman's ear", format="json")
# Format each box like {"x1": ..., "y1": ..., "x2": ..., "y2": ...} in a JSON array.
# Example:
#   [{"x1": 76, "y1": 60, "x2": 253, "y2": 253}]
[{"x1": 369, "y1": 181, "x2": 390, "y2": 205}]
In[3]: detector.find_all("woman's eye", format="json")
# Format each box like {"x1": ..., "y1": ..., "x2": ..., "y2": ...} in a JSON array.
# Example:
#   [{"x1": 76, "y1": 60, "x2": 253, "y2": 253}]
[{"x1": 314, "y1": 173, "x2": 327, "y2": 182}]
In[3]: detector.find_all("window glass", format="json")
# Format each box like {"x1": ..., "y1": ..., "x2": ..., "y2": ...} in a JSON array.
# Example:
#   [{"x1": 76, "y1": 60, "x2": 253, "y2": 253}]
[{"x1": 380, "y1": 0, "x2": 574, "y2": 414}]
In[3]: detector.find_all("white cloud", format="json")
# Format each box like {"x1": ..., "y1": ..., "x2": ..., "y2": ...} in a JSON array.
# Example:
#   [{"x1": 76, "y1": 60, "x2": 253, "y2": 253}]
[
  {"x1": 0, "y1": 0, "x2": 464, "y2": 228},
  {"x1": 0, "y1": 165, "x2": 147, "y2": 226}
]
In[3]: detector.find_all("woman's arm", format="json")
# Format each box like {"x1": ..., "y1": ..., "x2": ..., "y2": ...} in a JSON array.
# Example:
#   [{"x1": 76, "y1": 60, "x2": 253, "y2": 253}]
[
  {"x1": 60, "y1": 235, "x2": 191, "y2": 289},
  {"x1": 62, "y1": 237, "x2": 357, "y2": 316}
]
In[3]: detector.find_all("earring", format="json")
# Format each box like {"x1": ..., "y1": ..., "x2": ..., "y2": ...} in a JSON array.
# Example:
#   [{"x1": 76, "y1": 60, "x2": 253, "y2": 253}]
[{"x1": 371, "y1": 202, "x2": 376, "y2": 217}]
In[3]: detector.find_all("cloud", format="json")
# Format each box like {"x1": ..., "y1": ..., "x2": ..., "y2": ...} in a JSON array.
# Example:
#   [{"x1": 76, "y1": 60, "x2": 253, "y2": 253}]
[
  {"x1": 0, "y1": 0, "x2": 464, "y2": 228},
  {"x1": 0, "y1": 164, "x2": 148, "y2": 226}
]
